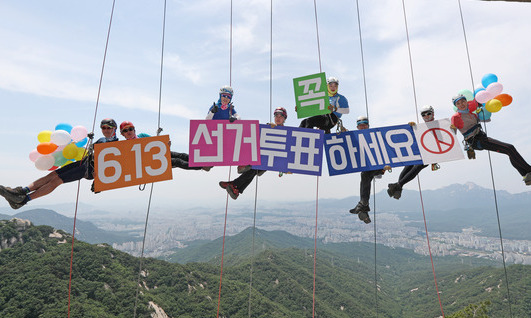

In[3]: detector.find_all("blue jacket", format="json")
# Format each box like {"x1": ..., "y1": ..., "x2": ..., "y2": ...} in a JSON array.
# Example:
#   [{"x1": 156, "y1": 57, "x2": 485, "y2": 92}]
[
  {"x1": 207, "y1": 102, "x2": 238, "y2": 120},
  {"x1": 329, "y1": 93, "x2": 349, "y2": 118}
]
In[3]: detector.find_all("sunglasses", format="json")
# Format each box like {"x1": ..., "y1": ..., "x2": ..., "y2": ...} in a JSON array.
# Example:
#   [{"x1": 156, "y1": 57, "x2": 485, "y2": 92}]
[
  {"x1": 221, "y1": 94, "x2": 232, "y2": 99},
  {"x1": 121, "y1": 127, "x2": 135, "y2": 133},
  {"x1": 101, "y1": 126, "x2": 114, "y2": 130},
  {"x1": 421, "y1": 112, "x2": 433, "y2": 117}
]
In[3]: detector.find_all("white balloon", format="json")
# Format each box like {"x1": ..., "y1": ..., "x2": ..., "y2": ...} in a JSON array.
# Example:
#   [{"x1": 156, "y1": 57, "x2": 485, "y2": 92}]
[
  {"x1": 50, "y1": 130, "x2": 71, "y2": 146},
  {"x1": 35, "y1": 155, "x2": 55, "y2": 170},
  {"x1": 486, "y1": 82, "x2": 503, "y2": 97},
  {"x1": 70, "y1": 126, "x2": 88, "y2": 142}
]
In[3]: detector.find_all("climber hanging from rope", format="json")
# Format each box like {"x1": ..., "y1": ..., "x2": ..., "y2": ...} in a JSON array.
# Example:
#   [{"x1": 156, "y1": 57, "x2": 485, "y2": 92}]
[
  {"x1": 387, "y1": 105, "x2": 440, "y2": 199},
  {"x1": 218, "y1": 107, "x2": 287, "y2": 199},
  {"x1": 119, "y1": 121, "x2": 211, "y2": 172},
  {"x1": 206, "y1": 85, "x2": 240, "y2": 122},
  {"x1": 297, "y1": 76, "x2": 349, "y2": 133},
  {"x1": 349, "y1": 116, "x2": 390, "y2": 224},
  {"x1": 451, "y1": 94, "x2": 531, "y2": 185},
  {"x1": 0, "y1": 118, "x2": 120, "y2": 209}
]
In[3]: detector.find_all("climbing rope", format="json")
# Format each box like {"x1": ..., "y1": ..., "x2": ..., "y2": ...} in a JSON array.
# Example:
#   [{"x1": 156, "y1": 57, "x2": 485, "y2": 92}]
[
  {"x1": 371, "y1": 181, "x2": 378, "y2": 317},
  {"x1": 310, "y1": 1, "x2": 323, "y2": 316},
  {"x1": 67, "y1": 1, "x2": 116, "y2": 317},
  {"x1": 132, "y1": 1, "x2": 168, "y2": 316},
  {"x1": 353, "y1": 1, "x2": 380, "y2": 315},
  {"x1": 400, "y1": 1, "x2": 445, "y2": 316},
  {"x1": 457, "y1": 1, "x2": 513, "y2": 316},
  {"x1": 133, "y1": 183, "x2": 156, "y2": 318},
  {"x1": 247, "y1": 176, "x2": 260, "y2": 317},
  {"x1": 248, "y1": 1, "x2": 274, "y2": 316},
  {"x1": 216, "y1": 1, "x2": 234, "y2": 316}
]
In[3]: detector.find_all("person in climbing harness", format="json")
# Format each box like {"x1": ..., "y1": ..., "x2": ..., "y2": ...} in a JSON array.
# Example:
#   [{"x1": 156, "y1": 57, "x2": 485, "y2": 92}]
[
  {"x1": 451, "y1": 94, "x2": 531, "y2": 185},
  {"x1": 297, "y1": 76, "x2": 349, "y2": 133},
  {"x1": 119, "y1": 121, "x2": 211, "y2": 172},
  {"x1": 387, "y1": 105, "x2": 437, "y2": 199},
  {"x1": 0, "y1": 118, "x2": 120, "y2": 209},
  {"x1": 349, "y1": 116, "x2": 390, "y2": 224},
  {"x1": 218, "y1": 107, "x2": 288, "y2": 200},
  {"x1": 206, "y1": 85, "x2": 240, "y2": 122}
]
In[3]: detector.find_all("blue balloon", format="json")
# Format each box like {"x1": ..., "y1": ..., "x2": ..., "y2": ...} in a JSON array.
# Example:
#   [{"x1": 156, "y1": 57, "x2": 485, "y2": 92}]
[
  {"x1": 75, "y1": 137, "x2": 87, "y2": 147},
  {"x1": 481, "y1": 73, "x2": 498, "y2": 89},
  {"x1": 474, "y1": 87, "x2": 485, "y2": 97},
  {"x1": 55, "y1": 123, "x2": 73, "y2": 133}
]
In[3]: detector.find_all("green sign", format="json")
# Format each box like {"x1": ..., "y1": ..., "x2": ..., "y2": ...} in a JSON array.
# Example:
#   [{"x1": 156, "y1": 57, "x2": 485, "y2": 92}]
[{"x1": 293, "y1": 72, "x2": 330, "y2": 119}]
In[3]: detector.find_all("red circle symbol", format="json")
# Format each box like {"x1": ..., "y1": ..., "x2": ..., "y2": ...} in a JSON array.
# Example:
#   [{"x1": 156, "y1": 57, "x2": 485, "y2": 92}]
[{"x1": 420, "y1": 128, "x2": 455, "y2": 154}]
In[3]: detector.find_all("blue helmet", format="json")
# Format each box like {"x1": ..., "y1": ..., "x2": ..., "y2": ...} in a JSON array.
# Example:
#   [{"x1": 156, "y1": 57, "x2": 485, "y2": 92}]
[{"x1": 356, "y1": 116, "x2": 369, "y2": 126}]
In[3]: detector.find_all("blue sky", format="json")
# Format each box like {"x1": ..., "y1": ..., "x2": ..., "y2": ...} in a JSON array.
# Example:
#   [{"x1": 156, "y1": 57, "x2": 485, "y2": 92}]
[{"x1": 1, "y1": 0, "x2": 531, "y2": 213}]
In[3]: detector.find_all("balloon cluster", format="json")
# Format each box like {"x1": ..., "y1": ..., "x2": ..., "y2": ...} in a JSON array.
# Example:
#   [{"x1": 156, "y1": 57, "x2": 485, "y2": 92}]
[
  {"x1": 29, "y1": 123, "x2": 89, "y2": 171},
  {"x1": 456, "y1": 73, "x2": 513, "y2": 121}
]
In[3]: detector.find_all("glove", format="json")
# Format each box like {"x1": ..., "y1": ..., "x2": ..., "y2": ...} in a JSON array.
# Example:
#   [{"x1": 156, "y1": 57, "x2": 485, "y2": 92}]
[
  {"x1": 229, "y1": 115, "x2": 237, "y2": 123},
  {"x1": 467, "y1": 148, "x2": 476, "y2": 160},
  {"x1": 408, "y1": 122, "x2": 416, "y2": 127},
  {"x1": 450, "y1": 124, "x2": 457, "y2": 134},
  {"x1": 211, "y1": 102, "x2": 218, "y2": 113},
  {"x1": 91, "y1": 182, "x2": 101, "y2": 194}
]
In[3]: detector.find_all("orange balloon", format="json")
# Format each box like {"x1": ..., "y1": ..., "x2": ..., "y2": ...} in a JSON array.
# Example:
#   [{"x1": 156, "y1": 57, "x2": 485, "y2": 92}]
[
  {"x1": 495, "y1": 93, "x2": 512, "y2": 106},
  {"x1": 36, "y1": 142, "x2": 58, "y2": 155}
]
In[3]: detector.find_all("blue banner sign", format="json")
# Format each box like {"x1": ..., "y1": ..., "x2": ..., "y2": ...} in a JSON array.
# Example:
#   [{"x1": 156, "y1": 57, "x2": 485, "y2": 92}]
[
  {"x1": 324, "y1": 124, "x2": 423, "y2": 176},
  {"x1": 252, "y1": 125, "x2": 324, "y2": 176}
]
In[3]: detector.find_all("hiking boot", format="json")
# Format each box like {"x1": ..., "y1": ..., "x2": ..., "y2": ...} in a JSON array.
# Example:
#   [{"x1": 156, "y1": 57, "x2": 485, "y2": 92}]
[
  {"x1": 349, "y1": 202, "x2": 370, "y2": 214},
  {"x1": 387, "y1": 183, "x2": 402, "y2": 200},
  {"x1": 9, "y1": 186, "x2": 26, "y2": 195},
  {"x1": 0, "y1": 185, "x2": 27, "y2": 203},
  {"x1": 358, "y1": 211, "x2": 371, "y2": 224},
  {"x1": 219, "y1": 181, "x2": 231, "y2": 189},
  {"x1": 237, "y1": 165, "x2": 251, "y2": 174},
  {"x1": 524, "y1": 172, "x2": 531, "y2": 186},
  {"x1": 2, "y1": 194, "x2": 28, "y2": 210},
  {"x1": 226, "y1": 183, "x2": 239, "y2": 200}
]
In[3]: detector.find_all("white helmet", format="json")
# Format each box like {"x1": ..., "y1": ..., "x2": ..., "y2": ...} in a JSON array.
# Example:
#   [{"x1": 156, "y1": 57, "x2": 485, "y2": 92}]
[
  {"x1": 420, "y1": 105, "x2": 434, "y2": 114},
  {"x1": 219, "y1": 85, "x2": 234, "y2": 97},
  {"x1": 327, "y1": 77, "x2": 339, "y2": 85},
  {"x1": 356, "y1": 115, "x2": 369, "y2": 126}
]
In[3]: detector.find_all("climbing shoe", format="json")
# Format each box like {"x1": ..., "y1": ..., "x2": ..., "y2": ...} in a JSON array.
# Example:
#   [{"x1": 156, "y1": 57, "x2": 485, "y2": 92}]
[
  {"x1": 387, "y1": 183, "x2": 402, "y2": 200},
  {"x1": 226, "y1": 183, "x2": 239, "y2": 200},
  {"x1": 349, "y1": 202, "x2": 370, "y2": 214},
  {"x1": 358, "y1": 211, "x2": 371, "y2": 224}
]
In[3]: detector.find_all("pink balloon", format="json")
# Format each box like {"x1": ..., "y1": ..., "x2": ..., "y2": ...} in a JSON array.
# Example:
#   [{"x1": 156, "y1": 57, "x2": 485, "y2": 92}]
[
  {"x1": 70, "y1": 126, "x2": 88, "y2": 142},
  {"x1": 486, "y1": 82, "x2": 503, "y2": 96},
  {"x1": 29, "y1": 149, "x2": 41, "y2": 162},
  {"x1": 475, "y1": 90, "x2": 494, "y2": 104}
]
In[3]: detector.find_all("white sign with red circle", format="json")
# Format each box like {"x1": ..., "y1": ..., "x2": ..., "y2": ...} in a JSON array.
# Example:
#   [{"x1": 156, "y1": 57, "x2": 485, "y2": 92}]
[{"x1": 413, "y1": 118, "x2": 464, "y2": 164}]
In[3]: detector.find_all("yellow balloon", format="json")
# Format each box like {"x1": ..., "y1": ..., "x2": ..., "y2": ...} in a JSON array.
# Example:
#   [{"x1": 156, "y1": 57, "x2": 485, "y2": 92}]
[
  {"x1": 485, "y1": 99, "x2": 502, "y2": 113},
  {"x1": 74, "y1": 147, "x2": 87, "y2": 161},
  {"x1": 37, "y1": 130, "x2": 53, "y2": 143},
  {"x1": 62, "y1": 143, "x2": 78, "y2": 160}
]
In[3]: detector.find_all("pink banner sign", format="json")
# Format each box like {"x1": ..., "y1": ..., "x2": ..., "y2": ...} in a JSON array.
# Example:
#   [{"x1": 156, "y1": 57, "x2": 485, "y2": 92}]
[{"x1": 189, "y1": 120, "x2": 261, "y2": 167}]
